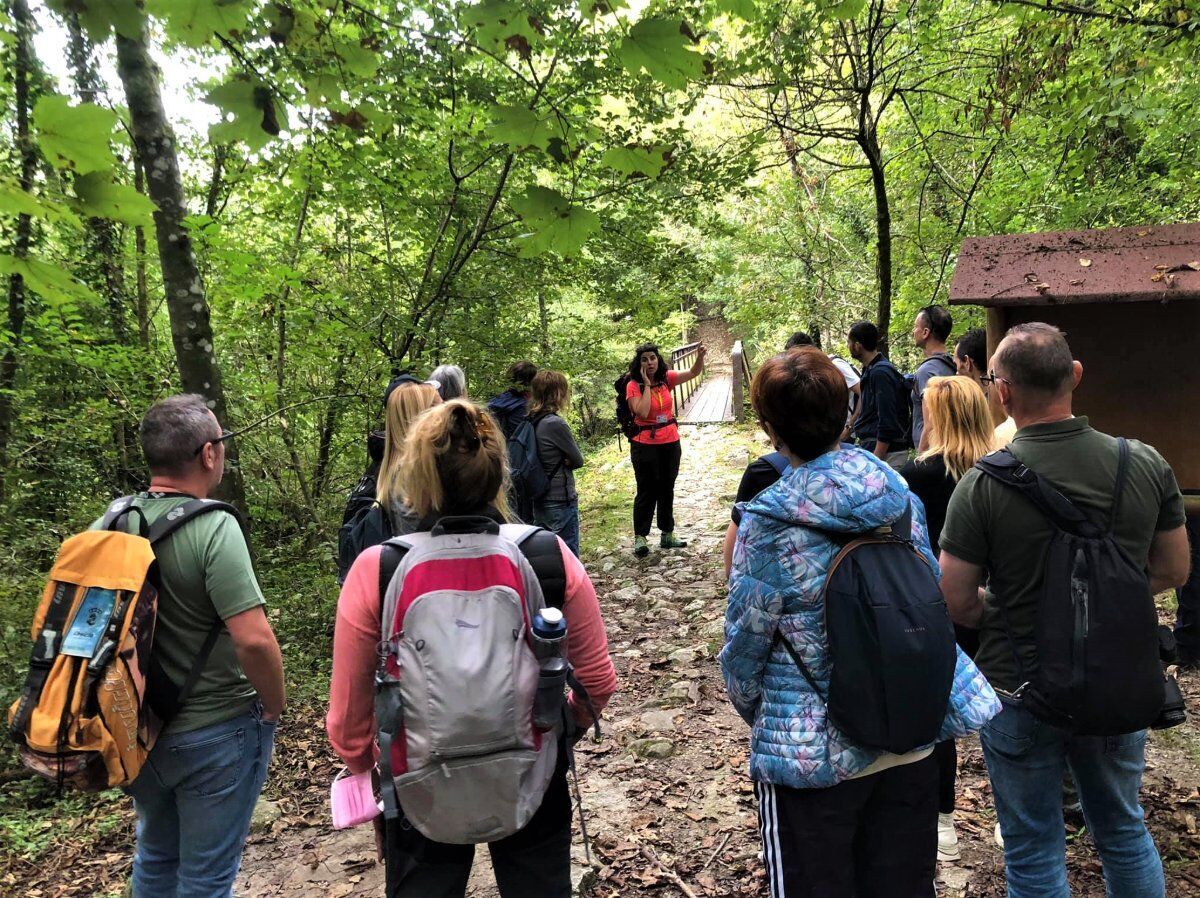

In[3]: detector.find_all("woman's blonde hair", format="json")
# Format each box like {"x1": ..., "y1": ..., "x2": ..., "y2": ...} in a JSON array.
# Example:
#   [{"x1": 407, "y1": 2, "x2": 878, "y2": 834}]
[
  {"x1": 399, "y1": 399, "x2": 511, "y2": 519},
  {"x1": 528, "y1": 370, "x2": 570, "y2": 417},
  {"x1": 377, "y1": 383, "x2": 440, "y2": 508},
  {"x1": 917, "y1": 375, "x2": 995, "y2": 481}
]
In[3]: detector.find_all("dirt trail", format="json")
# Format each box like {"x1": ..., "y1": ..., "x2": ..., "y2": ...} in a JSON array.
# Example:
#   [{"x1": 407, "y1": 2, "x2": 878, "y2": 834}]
[{"x1": 235, "y1": 425, "x2": 1200, "y2": 897}]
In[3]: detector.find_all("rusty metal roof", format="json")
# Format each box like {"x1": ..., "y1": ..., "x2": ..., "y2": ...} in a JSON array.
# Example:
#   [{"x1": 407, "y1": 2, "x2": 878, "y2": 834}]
[{"x1": 949, "y1": 222, "x2": 1200, "y2": 306}]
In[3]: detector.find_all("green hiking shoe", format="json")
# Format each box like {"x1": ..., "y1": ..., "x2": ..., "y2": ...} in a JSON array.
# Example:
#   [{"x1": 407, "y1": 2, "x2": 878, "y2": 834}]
[
  {"x1": 633, "y1": 536, "x2": 650, "y2": 558},
  {"x1": 660, "y1": 532, "x2": 688, "y2": 549}
]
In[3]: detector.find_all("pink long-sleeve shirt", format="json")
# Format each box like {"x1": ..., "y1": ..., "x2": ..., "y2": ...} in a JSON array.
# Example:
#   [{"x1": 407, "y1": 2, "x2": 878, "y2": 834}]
[{"x1": 327, "y1": 540, "x2": 617, "y2": 775}]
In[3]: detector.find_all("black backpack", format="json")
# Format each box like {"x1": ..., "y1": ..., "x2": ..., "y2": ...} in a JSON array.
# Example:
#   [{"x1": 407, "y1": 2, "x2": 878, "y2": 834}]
[
  {"x1": 776, "y1": 503, "x2": 957, "y2": 753},
  {"x1": 975, "y1": 439, "x2": 1165, "y2": 735},
  {"x1": 614, "y1": 373, "x2": 640, "y2": 440},
  {"x1": 337, "y1": 501, "x2": 393, "y2": 585}
]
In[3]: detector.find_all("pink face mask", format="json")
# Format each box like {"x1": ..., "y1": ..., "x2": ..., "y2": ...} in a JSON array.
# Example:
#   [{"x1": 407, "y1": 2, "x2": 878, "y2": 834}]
[{"x1": 330, "y1": 768, "x2": 382, "y2": 830}]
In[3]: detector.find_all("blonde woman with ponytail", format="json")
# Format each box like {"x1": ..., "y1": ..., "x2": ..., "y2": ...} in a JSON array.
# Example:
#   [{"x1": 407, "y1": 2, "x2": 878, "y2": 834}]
[
  {"x1": 899, "y1": 373, "x2": 994, "y2": 863},
  {"x1": 328, "y1": 400, "x2": 617, "y2": 898}
]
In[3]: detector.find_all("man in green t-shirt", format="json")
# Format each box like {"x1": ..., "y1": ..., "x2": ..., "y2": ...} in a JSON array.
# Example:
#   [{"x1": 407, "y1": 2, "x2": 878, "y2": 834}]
[
  {"x1": 939, "y1": 323, "x2": 1190, "y2": 898},
  {"x1": 115, "y1": 395, "x2": 285, "y2": 898}
]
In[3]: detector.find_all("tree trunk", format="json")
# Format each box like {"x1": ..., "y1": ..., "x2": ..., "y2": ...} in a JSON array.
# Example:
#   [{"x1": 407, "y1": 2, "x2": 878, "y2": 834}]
[
  {"x1": 537, "y1": 288, "x2": 550, "y2": 354},
  {"x1": 133, "y1": 159, "x2": 150, "y2": 349},
  {"x1": 863, "y1": 129, "x2": 893, "y2": 355},
  {"x1": 67, "y1": 15, "x2": 129, "y2": 343},
  {"x1": 273, "y1": 182, "x2": 323, "y2": 535},
  {"x1": 114, "y1": 27, "x2": 246, "y2": 508},
  {"x1": 205, "y1": 144, "x2": 227, "y2": 219},
  {"x1": 0, "y1": 0, "x2": 37, "y2": 504}
]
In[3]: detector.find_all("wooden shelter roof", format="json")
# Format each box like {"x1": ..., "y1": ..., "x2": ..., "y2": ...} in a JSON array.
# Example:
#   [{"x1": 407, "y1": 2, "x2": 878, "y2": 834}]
[{"x1": 949, "y1": 222, "x2": 1200, "y2": 307}]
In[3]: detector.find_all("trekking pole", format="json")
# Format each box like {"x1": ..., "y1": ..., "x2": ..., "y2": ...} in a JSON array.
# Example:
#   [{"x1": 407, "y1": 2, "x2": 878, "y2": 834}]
[{"x1": 568, "y1": 748, "x2": 593, "y2": 866}]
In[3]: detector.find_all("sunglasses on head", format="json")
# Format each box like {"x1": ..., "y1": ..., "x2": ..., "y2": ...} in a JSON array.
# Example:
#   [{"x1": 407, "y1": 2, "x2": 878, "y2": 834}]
[{"x1": 192, "y1": 428, "x2": 234, "y2": 458}]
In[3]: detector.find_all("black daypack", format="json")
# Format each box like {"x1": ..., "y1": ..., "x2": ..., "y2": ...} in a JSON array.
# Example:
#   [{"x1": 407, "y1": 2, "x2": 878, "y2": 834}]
[
  {"x1": 614, "y1": 373, "x2": 640, "y2": 440},
  {"x1": 974, "y1": 439, "x2": 1165, "y2": 735},
  {"x1": 508, "y1": 417, "x2": 552, "y2": 508},
  {"x1": 776, "y1": 503, "x2": 957, "y2": 753},
  {"x1": 336, "y1": 501, "x2": 393, "y2": 585}
]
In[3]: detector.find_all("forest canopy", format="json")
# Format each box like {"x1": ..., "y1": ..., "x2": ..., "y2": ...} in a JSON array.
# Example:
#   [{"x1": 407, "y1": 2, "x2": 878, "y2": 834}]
[{"x1": 1, "y1": 0, "x2": 1198, "y2": 546}]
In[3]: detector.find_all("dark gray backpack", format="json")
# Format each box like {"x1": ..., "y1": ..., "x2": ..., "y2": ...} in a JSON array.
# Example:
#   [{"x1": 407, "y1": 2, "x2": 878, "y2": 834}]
[{"x1": 975, "y1": 439, "x2": 1165, "y2": 735}]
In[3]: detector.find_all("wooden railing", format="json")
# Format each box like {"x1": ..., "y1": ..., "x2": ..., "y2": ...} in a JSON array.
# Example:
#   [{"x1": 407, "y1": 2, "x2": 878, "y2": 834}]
[
  {"x1": 669, "y1": 341, "x2": 703, "y2": 415},
  {"x1": 731, "y1": 340, "x2": 753, "y2": 422}
]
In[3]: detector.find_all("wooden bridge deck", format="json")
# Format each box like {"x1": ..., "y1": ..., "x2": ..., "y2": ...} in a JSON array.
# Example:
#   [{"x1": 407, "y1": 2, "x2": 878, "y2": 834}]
[{"x1": 679, "y1": 375, "x2": 734, "y2": 424}]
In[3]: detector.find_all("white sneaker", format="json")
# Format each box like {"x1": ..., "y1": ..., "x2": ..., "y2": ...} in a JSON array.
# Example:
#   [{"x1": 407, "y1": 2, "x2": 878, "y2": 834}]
[
  {"x1": 994, "y1": 821, "x2": 1005, "y2": 850},
  {"x1": 937, "y1": 812, "x2": 961, "y2": 862}
]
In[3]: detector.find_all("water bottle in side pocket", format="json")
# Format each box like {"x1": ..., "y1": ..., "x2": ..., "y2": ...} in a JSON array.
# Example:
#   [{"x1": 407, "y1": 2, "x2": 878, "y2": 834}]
[{"x1": 532, "y1": 608, "x2": 568, "y2": 731}]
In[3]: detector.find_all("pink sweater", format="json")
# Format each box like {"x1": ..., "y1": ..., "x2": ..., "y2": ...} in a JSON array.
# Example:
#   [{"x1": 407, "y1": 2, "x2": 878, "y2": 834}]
[{"x1": 327, "y1": 541, "x2": 617, "y2": 775}]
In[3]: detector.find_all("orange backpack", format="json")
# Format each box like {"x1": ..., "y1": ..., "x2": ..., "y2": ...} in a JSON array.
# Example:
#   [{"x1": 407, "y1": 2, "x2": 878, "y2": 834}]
[{"x1": 7, "y1": 497, "x2": 240, "y2": 790}]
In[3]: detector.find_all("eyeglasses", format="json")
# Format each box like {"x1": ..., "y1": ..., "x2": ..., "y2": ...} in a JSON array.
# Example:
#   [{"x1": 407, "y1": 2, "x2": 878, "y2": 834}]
[
  {"x1": 979, "y1": 370, "x2": 1011, "y2": 387},
  {"x1": 192, "y1": 428, "x2": 234, "y2": 458}
]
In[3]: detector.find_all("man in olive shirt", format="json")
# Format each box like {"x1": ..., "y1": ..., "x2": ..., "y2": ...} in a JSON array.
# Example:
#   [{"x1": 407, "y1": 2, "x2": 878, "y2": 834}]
[
  {"x1": 939, "y1": 324, "x2": 1190, "y2": 898},
  {"x1": 113, "y1": 395, "x2": 285, "y2": 898}
]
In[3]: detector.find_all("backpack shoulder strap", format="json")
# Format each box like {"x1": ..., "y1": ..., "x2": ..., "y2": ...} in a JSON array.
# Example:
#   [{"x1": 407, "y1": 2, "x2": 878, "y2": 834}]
[
  {"x1": 974, "y1": 448, "x2": 1100, "y2": 537},
  {"x1": 1107, "y1": 438, "x2": 1131, "y2": 534},
  {"x1": 147, "y1": 499, "x2": 244, "y2": 545},
  {"x1": 146, "y1": 499, "x2": 247, "y2": 721},
  {"x1": 764, "y1": 452, "x2": 790, "y2": 477},
  {"x1": 503, "y1": 524, "x2": 567, "y2": 609}
]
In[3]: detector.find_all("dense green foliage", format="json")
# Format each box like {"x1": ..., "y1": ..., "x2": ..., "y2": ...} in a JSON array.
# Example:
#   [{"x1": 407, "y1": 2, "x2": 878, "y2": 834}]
[{"x1": 1, "y1": 0, "x2": 1198, "y2": 545}]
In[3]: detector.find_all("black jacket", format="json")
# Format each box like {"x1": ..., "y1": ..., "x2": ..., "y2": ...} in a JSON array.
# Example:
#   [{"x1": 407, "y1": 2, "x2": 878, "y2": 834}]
[{"x1": 852, "y1": 354, "x2": 911, "y2": 450}]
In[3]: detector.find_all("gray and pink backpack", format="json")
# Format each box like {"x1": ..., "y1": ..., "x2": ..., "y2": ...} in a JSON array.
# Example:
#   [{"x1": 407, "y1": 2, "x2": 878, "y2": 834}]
[{"x1": 373, "y1": 516, "x2": 594, "y2": 844}]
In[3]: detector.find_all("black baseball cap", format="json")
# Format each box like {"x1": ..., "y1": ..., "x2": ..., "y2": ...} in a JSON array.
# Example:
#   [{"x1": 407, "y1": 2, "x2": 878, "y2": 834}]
[{"x1": 383, "y1": 373, "x2": 423, "y2": 405}]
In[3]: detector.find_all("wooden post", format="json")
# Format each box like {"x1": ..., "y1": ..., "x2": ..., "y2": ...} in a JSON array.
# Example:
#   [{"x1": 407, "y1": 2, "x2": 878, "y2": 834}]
[{"x1": 732, "y1": 340, "x2": 745, "y2": 423}]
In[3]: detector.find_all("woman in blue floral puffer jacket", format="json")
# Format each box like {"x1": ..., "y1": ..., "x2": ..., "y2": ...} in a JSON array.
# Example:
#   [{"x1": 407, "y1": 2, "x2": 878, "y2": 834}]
[{"x1": 720, "y1": 348, "x2": 1000, "y2": 898}]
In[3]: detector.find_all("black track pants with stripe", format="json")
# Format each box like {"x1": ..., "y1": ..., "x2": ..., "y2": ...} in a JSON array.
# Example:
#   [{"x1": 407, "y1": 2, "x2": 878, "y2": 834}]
[{"x1": 755, "y1": 754, "x2": 938, "y2": 898}]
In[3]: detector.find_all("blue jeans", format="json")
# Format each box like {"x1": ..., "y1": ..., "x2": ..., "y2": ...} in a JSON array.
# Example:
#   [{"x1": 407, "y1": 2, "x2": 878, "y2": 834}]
[
  {"x1": 534, "y1": 500, "x2": 579, "y2": 557},
  {"x1": 126, "y1": 704, "x2": 276, "y2": 898},
  {"x1": 1174, "y1": 510, "x2": 1199, "y2": 662},
  {"x1": 980, "y1": 703, "x2": 1163, "y2": 898}
]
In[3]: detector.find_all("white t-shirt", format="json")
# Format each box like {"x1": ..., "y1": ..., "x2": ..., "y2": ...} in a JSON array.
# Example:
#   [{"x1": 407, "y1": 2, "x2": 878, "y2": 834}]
[{"x1": 830, "y1": 356, "x2": 861, "y2": 418}]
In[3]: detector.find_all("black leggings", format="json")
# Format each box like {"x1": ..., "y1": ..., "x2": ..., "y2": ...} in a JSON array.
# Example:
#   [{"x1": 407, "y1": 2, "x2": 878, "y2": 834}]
[
  {"x1": 630, "y1": 439, "x2": 682, "y2": 536},
  {"x1": 384, "y1": 749, "x2": 571, "y2": 898}
]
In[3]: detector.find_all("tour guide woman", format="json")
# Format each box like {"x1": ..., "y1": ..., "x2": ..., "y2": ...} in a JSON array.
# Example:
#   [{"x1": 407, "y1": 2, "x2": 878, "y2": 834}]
[
  {"x1": 626, "y1": 341, "x2": 706, "y2": 557},
  {"x1": 721, "y1": 348, "x2": 998, "y2": 898}
]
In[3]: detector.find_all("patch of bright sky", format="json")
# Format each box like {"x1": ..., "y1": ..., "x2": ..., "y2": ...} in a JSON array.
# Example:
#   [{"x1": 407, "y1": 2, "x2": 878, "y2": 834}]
[{"x1": 30, "y1": 4, "x2": 222, "y2": 143}]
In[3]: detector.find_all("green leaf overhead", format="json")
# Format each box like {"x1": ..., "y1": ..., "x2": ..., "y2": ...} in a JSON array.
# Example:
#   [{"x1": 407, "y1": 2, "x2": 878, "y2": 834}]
[
  {"x1": 72, "y1": 173, "x2": 157, "y2": 226},
  {"x1": 205, "y1": 79, "x2": 285, "y2": 150},
  {"x1": 511, "y1": 185, "x2": 601, "y2": 257},
  {"x1": 490, "y1": 104, "x2": 556, "y2": 151},
  {"x1": 45, "y1": 0, "x2": 146, "y2": 40},
  {"x1": 580, "y1": 0, "x2": 628, "y2": 17},
  {"x1": 600, "y1": 145, "x2": 670, "y2": 179},
  {"x1": 829, "y1": 0, "x2": 868, "y2": 19},
  {"x1": 0, "y1": 253, "x2": 100, "y2": 307},
  {"x1": 32, "y1": 96, "x2": 118, "y2": 174},
  {"x1": 332, "y1": 35, "x2": 380, "y2": 78},
  {"x1": 0, "y1": 178, "x2": 81, "y2": 227},
  {"x1": 617, "y1": 17, "x2": 706, "y2": 90},
  {"x1": 145, "y1": 0, "x2": 252, "y2": 47},
  {"x1": 466, "y1": 0, "x2": 540, "y2": 54}
]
